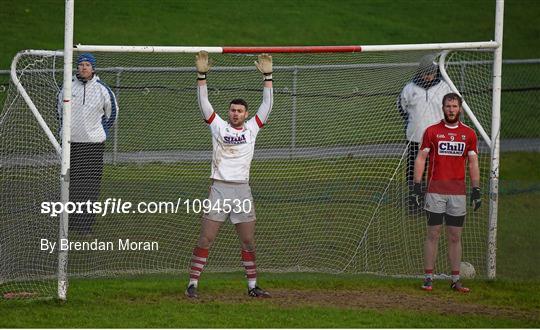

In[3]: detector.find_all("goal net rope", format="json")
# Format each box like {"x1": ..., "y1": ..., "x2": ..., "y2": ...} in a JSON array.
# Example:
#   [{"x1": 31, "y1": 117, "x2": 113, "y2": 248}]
[{"x1": 0, "y1": 47, "x2": 494, "y2": 298}]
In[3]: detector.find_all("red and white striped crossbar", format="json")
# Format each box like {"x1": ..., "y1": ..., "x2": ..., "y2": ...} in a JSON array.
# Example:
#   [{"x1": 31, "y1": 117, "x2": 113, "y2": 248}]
[{"x1": 74, "y1": 41, "x2": 498, "y2": 53}]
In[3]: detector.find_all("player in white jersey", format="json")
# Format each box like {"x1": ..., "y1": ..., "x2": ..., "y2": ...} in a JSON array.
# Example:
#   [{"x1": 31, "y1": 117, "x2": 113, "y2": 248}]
[{"x1": 185, "y1": 51, "x2": 273, "y2": 298}]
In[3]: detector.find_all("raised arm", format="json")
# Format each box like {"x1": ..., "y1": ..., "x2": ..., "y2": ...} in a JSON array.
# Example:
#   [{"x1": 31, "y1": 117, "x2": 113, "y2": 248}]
[
  {"x1": 195, "y1": 51, "x2": 215, "y2": 122},
  {"x1": 254, "y1": 54, "x2": 274, "y2": 125}
]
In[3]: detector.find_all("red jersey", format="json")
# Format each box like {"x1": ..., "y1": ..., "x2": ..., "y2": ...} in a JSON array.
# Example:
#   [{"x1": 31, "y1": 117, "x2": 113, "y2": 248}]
[{"x1": 420, "y1": 120, "x2": 478, "y2": 195}]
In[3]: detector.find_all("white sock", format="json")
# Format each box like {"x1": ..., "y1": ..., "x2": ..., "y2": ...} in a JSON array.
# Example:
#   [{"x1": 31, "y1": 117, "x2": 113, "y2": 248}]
[
  {"x1": 248, "y1": 279, "x2": 257, "y2": 290},
  {"x1": 189, "y1": 279, "x2": 198, "y2": 288},
  {"x1": 451, "y1": 274, "x2": 460, "y2": 283}
]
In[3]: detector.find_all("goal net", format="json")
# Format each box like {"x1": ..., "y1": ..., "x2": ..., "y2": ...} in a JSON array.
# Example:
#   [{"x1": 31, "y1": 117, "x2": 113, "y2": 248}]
[{"x1": 0, "y1": 47, "x2": 495, "y2": 298}]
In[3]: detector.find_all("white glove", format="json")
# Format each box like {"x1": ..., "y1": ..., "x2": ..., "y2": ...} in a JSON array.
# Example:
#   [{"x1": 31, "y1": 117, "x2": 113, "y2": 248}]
[
  {"x1": 195, "y1": 51, "x2": 211, "y2": 79},
  {"x1": 255, "y1": 53, "x2": 273, "y2": 80}
]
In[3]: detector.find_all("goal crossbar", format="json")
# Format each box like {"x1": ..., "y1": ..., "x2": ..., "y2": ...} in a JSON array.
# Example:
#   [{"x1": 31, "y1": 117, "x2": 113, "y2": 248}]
[
  {"x1": 10, "y1": 46, "x2": 496, "y2": 157},
  {"x1": 3, "y1": 42, "x2": 502, "y2": 302},
  {"x1": 74, "y1": 41, "x2": 498, "y2": 54}
]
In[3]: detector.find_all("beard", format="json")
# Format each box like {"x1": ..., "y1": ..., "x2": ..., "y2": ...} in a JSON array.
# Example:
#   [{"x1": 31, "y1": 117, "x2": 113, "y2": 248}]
[{"x1": 444, "y1": 111, "x2": 460, "y2": 124}]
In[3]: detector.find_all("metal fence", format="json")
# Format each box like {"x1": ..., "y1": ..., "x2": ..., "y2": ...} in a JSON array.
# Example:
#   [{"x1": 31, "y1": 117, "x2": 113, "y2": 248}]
[{"x1": 1, "y1": 58, "x2": 539, "y2": 153}]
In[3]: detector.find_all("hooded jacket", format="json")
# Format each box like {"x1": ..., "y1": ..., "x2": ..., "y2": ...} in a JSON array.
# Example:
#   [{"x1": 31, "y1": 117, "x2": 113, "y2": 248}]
[
  {"x1": 57, "y1": 74, "x2": 117, "y2": 143},
  {"x1": 397, "y1": 73, "x2": 453, "y2": 143}
]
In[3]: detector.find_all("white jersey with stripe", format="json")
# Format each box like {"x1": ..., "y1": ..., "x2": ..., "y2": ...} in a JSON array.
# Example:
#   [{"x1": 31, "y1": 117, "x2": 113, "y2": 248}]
[{"x1": 197, "y1": 84, "x2": 273, "y2": 183}]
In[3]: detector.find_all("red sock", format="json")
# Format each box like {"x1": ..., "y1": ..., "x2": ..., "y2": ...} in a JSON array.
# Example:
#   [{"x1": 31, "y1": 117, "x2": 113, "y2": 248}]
[
  {"x1": 189, "y1": 247, "x2": 209, "y2": 284},
  {"x1": 451, "y1": 270, "x2": 460, "y2": 283},
  {"x1": 241, "y1": 250, "x2": 257, "y2": 287}
]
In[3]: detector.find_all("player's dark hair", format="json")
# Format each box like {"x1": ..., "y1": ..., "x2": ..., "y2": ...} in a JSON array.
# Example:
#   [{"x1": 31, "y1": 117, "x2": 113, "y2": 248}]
[
  {"x1": 230, "y1": 99, "x2": 248, "y2": 111},
  {"x1": 442, "y1": 93, "x2": 462, "y2": 107}
]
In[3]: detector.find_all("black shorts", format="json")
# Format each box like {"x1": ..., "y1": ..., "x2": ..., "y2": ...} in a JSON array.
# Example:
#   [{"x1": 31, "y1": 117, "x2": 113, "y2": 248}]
[{"x1": 426, "y1": 211, "x2": 465, "y2": 227}]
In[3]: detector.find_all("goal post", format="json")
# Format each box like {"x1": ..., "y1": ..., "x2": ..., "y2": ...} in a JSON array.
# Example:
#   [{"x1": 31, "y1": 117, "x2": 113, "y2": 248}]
[
  {"x1": 70, "y1": 40, "x2": 503, "y2": 286},
  {"x1": 487, "y1": 0, "x2": 505, "y2": 280},
  {"x1": 0, "y1": 0, "x2": 504, "y2": 303},
  {"x1": 57, "y1": 0, "x2": 75, "y2": 301},
  {"x1": 1, "y1": 43, "x2": 501, "y2": 300}
]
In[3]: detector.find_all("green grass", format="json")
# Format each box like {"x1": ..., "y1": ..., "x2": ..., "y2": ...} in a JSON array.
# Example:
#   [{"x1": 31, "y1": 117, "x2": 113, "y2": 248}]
[
  {"x1": 1, "y1": 0, "x2": 539, "y2": 71},
  {"x1": 0, "y1": 128, "x2": 537, "y2": 322},
  {"x1": 498, "y1": 192, "x2": 540, "y2": 279},
  {"x1": 97, "y1": 152, "x2": 540, "y2": 281},
  {"x1": 1, "y1": 273, "x2": 539, "y2": 328},
  {"x1": 501, "y1": 63, "x2": 540, "y2": 138},
  {"x1": 497, "y1": 152, "x2": 540, "y2": 280},
  {"x1": 7, "y1": 50, "x2": 526, "y2": 154},
  {"x1": 500, "y1": 152, "x2": 540, "y2": 182},
  {"x1": 0, "y1": 153, "x2": 533, "y2": 283},
  {"x1": 0, "y1": 1, "x2": 539, "y2": 327},
  {"x1": 1, "y1": 1, "x2": 539, "y2": 140}
]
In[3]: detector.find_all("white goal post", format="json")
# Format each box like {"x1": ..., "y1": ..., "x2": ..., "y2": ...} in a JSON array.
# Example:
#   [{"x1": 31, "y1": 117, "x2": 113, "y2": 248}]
[{"x1": 0, "y1": 0, "x2": 503, "y2": 301}]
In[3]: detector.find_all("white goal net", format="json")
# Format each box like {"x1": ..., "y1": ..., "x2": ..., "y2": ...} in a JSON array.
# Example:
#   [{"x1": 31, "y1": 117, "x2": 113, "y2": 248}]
[{"x1": 0, "y1": 47, "x2": 495, "y2": 298}]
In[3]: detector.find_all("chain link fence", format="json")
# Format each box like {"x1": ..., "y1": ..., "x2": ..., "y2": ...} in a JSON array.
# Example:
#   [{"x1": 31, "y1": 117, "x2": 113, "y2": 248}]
[
  {"x1": 1, "y1": 58, "x2": 539, "y2": 149},
  {"x1": 500, "y1": 60, "x2": 540, "y2": 141}
]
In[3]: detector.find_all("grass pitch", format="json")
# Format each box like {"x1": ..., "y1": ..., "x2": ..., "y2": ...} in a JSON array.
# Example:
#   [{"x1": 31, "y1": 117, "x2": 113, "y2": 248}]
[
  {"x1": 1, "y1": 273, "x2": 539, "y2": 328},
  {"x1": 0, "y1": 153, "x2": 539, "y2": 328},
  {"x1": 0, "y1": 1, "x2": 539, "y2": 327}
]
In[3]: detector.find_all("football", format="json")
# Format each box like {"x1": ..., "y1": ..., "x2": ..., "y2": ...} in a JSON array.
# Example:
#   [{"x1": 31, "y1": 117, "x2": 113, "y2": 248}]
[{"x1": 460, "y1": 261, "x2": 476, "y2": 279}]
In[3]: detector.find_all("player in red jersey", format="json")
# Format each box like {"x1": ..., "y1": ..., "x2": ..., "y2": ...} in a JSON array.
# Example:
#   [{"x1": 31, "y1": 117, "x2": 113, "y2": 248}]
[{"x1": 411, "y1": 93, "x2": 482, "y2": 293}]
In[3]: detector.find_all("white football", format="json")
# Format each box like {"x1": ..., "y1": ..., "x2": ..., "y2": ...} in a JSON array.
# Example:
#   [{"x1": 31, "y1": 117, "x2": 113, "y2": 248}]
[{"x1": 460, "y1": 261, "x2": 476, "y2": 279}]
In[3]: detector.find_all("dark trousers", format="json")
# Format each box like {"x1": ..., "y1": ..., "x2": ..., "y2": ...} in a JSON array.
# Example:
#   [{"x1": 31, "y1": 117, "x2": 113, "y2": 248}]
[{"x1": 69, "y1": 142, "x2": 105, "y2": 235}]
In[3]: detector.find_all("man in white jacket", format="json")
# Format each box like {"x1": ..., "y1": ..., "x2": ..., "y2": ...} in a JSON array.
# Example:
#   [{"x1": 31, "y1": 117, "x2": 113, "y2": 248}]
[
  {"x1": 397, "y1": 53, "x2": 453, "y2": 213},
  {"x1": 58, "y1": 53, "x2": 118, "y2": 235},
  {"x1": 185, "y1": 51, "x2": 273, "y2": 299}
]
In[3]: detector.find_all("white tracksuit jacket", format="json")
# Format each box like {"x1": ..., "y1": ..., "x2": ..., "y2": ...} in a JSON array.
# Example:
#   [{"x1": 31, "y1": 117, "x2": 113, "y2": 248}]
[
  {"x1": 397, "y1": 78, "x2": 453, "y2": 143},
  {"x1": 57, "y1": 74, "x2": 118, "y2": 143}
]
